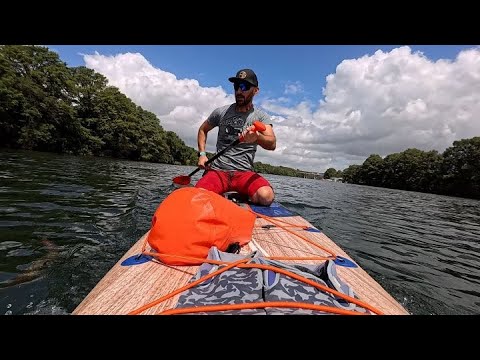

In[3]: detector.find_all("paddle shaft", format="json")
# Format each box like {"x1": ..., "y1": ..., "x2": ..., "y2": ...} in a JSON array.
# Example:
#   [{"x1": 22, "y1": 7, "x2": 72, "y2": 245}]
[
  {"x1": 186, "y1": 138, "x2": 240, "y2": 178},
  {"x1": 173, "y1": 120, "x2": 267, "y2": 185}
]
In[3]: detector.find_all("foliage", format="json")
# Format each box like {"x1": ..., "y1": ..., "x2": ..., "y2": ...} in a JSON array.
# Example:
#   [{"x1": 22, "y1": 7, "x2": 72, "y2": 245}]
[
  {"x1": 3, "y1": 45, "x2": 478, "y2": 199},
  {"x1": 0, "y1": 45, "x2": 189, "y2": 164},
  {"x1": 340, "y1": 142, "x2": 479, "y2": 199},
  {"x1": 323, "y1": 167, "x2": 343, "y2": 179}
]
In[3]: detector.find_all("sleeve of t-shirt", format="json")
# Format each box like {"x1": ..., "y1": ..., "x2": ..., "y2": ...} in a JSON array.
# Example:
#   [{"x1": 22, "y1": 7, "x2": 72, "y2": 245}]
[
  {"x1": 206, "y1": 108, "x2": 221, "y2": 127},
  {"x1": 257, "y1": 109, "x2": 273, "y2": 127}
]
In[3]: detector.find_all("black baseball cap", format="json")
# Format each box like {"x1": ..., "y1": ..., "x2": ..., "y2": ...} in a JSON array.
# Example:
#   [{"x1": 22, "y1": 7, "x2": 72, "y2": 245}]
[{"x1": 228, "y1": 68, "x2": 258, "y2": 87}]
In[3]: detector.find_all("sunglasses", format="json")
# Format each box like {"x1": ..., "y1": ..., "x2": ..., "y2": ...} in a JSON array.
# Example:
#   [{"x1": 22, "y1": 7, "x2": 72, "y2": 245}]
[{"x1": 233, "y1": 82, "x2": 254, "y2": 92}]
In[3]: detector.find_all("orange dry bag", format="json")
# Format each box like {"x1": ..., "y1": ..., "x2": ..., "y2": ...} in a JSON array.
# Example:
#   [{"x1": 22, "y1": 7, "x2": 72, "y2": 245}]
[{"x1": 147, "y1": 187, "x2": 257, "y2": 266}]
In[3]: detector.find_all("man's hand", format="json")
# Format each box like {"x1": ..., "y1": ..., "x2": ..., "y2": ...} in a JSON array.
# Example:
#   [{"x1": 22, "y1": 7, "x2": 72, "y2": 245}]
[
  {"x1": 198, "y1": 155, "x2": 209, "y2": 169},
  {"x1": 240, "y1": 124, "x2": 259, "y2": 144}
]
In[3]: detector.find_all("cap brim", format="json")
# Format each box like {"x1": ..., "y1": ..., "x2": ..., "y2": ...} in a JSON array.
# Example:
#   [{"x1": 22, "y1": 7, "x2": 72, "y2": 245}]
[{"x1": 228, "y1": 77, "x2": 256, "y2": 86}]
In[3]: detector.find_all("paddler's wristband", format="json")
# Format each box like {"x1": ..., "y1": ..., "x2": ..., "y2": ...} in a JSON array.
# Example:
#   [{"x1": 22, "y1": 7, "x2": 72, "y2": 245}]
[{"x1": 198, "y1": 151, "x2": 207, "y2": 157}]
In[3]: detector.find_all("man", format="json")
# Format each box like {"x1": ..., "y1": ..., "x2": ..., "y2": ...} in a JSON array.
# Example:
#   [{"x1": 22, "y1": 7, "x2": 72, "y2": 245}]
[{"x1": 195, "y1": 68, "x2": 276, "y2": 206}]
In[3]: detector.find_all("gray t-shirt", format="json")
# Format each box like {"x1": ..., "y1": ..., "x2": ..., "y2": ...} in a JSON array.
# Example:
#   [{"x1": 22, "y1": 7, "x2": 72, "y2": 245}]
[{"x1": 207, "y1": 104, "x2": 271, "y2": 171}]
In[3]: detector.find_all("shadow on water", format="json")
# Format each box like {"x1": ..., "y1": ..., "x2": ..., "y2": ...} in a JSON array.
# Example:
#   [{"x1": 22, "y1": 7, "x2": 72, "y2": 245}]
[{"x1": 1, "y1": 150, "x2": 480, "y2": 315}]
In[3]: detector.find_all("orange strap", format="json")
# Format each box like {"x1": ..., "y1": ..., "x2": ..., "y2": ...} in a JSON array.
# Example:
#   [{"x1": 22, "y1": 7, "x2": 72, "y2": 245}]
[
  {"x1": 128, "y1": 258, "x2": 248, "y2": 315},
  {"x1": 129, "y1": 258, "x2": 384, "y2": 315},
  {"x1": 250, "y1": 210, "x2": 337, "y2": 259},
  {"x1": 160, "y1": 302, "x2": 368, "y2": 315},
  {"x1": 131, "y1": 208, "x2": 384, "y2": 315}
]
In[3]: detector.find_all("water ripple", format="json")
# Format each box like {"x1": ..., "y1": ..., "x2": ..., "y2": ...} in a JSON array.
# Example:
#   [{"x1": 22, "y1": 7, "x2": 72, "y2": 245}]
[{"x1": 1, "y1": 150, "x2": 479, "y2": 315}]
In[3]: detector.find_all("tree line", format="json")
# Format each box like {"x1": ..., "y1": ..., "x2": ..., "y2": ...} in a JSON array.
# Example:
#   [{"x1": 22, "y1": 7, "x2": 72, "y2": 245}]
[
  {"x1": 0, "y1": 45, "x2": 200, "y2": 165},
  {"x1": 0, "y1": 45, "x2": 311, "y2": 178},
  {"x1": 325, "y1": 141, "x2": 480, "y2": 199},
  {"x1": 3, "y1": 45, "x2": 477, "y2": 198}
]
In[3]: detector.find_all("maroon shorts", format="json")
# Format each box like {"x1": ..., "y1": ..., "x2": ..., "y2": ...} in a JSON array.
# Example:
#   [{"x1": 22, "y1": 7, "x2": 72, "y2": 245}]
[{"x1": 195, "y1": 170, "x2": 272, "y2": 198}]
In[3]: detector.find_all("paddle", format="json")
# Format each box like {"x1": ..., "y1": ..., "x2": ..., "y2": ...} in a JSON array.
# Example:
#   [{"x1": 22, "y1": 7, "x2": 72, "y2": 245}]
[{"x1": 172, "y1": 120, "x2": 267, "y2": 186}]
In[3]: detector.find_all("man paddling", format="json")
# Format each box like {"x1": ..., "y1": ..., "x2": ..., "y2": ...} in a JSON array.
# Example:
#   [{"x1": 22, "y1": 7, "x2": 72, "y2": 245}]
[{"x1": 195, "y1": 68, "x2": 277, "y2": 206}]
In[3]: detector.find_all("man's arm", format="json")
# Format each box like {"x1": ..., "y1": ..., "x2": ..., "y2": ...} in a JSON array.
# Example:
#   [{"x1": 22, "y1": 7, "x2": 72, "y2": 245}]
[
  {"x1": 197, "y1": 120, "x2": 215, "y2": 153},
  {"x1": 256, "y1": 124, "x2": 276, "y2": 150}
]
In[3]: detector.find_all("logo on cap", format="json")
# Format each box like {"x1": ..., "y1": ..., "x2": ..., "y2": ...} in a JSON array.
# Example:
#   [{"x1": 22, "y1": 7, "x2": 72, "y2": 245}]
[{"x1": 238, "y1": 71, "x2": 247, "y2": 79}]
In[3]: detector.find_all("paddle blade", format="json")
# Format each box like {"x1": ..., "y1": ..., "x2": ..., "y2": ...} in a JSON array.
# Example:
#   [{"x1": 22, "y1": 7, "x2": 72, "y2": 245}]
[{"x1": 172, "y1": 175, "x2": 191, "y2": 186}]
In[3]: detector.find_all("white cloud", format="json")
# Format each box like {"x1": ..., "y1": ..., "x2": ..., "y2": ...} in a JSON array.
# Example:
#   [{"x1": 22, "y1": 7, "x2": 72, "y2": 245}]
[
  {"x1": 83, "y1": 52, "x2": 232, "y2": 151},
  {"x1": 284, "y1": 81, "x2": 304, "y2": 95},
  {"x1": 261, "y1": 46, "x2": 480, "y2": 171},
  {"x1": 84, "y1": 46, "x2": 480, "y2": 172}
]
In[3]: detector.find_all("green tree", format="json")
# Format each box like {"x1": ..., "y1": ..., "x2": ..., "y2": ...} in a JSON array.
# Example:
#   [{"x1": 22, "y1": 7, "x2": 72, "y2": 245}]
[
  {"x1": 359, "y1": 154, "x2": 384, "y2": 186},
  {"x1": 440, "y1": 137, "x2": 480, "y2": 198},
  {"x1": 341, "y1": 164, "x2": 361, "y2": 183},
  {"x1": 324, "y1": 168, "x2": 337, "y2": 179},
  {"x1": 0, "y1": 45, "x2": 75, "y2": 151}
]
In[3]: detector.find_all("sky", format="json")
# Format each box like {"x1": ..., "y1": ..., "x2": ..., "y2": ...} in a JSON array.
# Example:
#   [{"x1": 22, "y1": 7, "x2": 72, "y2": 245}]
[{"x1": 48, "y1": 45, "x2": 480, "y2": 173}]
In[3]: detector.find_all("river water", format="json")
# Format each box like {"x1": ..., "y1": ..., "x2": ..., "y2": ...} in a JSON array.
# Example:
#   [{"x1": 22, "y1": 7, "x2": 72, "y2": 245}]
[{"x1": 1, "y1": 149, "x2": 479, "y2": 315}]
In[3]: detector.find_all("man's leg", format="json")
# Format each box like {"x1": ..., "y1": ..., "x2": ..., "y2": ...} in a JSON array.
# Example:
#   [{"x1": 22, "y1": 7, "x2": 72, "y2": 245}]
[
  {"x1": 195, "y1": 170, "x2": 229, "y2": 195},
  {"x1": 231, "y1": 171, "x2": 274, "y2": 206}
]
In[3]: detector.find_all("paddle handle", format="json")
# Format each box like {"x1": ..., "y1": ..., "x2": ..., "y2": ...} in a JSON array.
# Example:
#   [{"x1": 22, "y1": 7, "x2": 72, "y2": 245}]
[{"x1": 188, "y1": 121, "x2": 266, "y2": 177}]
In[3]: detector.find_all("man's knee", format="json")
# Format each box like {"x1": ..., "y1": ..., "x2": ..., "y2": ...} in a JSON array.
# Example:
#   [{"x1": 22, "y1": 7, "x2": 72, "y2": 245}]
[{"x1": 252, "y1": 186, "x2": 274, "y2": 206}]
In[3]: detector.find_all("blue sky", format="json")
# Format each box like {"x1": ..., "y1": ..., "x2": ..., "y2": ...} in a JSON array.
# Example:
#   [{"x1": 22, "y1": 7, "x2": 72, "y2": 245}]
[
  {"x1": 49, "y1": 45, "x2": 480, "y2": 172},
  {"x1": 51, "y1": 45, "x2": 473, "y2": 102}
]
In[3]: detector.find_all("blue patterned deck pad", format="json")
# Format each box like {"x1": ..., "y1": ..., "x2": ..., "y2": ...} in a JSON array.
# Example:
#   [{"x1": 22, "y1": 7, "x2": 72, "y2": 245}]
[{"x1": 249, "y1": 202, "x2": 294, "y2": 217}]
